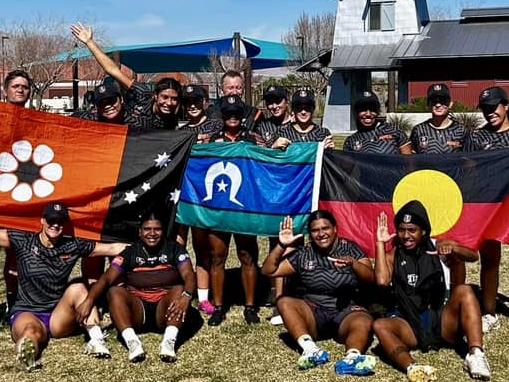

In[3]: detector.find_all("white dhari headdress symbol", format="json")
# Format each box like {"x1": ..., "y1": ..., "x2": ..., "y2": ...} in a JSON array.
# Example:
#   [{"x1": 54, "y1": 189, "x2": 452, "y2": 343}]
[{"x1": 202, "y1": 161, "x2": 244, "y2": 207}]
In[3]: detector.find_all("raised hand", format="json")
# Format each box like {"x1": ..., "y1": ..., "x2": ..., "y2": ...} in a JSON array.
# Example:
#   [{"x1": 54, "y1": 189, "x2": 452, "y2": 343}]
[
  {"x1": 279, "y1": 216, "x2": 303, "y2": 248},
  {"x1": 324, "y1": 135, "x2": 335, "y2": 150},
  {"x1": 377, "y1": 211, "x2": 395, "y2": 243},
  {"x1": 71, "y1": 22, "x2": 93, "y2": 44}
]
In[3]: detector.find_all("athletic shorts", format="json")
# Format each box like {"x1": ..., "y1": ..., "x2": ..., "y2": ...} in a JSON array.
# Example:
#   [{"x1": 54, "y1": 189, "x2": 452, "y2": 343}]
[
  {"x1": 305, "y1": 301, "x2": 369, "y2": 339},
  {"x1": 141, "y1": 300, "x2": 160, "y2": 332},
  {"x1": 10, "y1": 311, "x2": 52, "y2": 336}
]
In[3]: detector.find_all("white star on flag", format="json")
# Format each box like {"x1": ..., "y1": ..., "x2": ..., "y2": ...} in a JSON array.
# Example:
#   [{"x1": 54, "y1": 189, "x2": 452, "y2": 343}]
[
  {"x1": 154, "y1": 152, "x2": 171, "y2": 168},
  {"x1": 141, "y1": 182, "x2": 151, "y2": 192},
  {"x1": 217, "y1": 179, "x2": 228, "y2": 192},
  {"x1": 124, "y1": 190, "x2": 138, "y2": 204},
  {"x1": 169, "y1": 189, "x2": 181, "y2": 203}
]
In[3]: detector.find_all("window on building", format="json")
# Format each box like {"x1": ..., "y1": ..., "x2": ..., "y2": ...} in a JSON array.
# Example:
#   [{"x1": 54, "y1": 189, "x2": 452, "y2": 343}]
[{"x1": 369, "y1": 1, "x2": 395, "y2": 31}]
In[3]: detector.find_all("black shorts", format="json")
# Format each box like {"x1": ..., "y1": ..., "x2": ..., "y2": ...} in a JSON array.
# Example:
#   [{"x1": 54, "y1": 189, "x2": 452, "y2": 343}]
[
  {"x1": 141, "y1": 300, "x2": 160, "y2": 332},
  {"x1": 305, "y1": 301, "x2": 369, "y2": 339}
]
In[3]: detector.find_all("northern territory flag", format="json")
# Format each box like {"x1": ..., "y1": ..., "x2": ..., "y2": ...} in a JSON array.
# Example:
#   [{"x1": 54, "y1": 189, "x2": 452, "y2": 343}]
[
  {"x1": 176, "y1": 142, "x2": 323, "y2": 235},
  {"x1": 0, "y1": 103, "x2": 194, "y2": 241},
  {"x1": 320, "y1": 149, "x2": 509, "y2": 257}
]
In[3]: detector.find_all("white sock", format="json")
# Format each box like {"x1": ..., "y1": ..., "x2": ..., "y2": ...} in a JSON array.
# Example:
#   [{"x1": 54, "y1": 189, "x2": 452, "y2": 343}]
[
  {"x1": 197, "y1": 289, "x2": 209, "y2": 302},
  {"x1": 87, "y1": 325, "x2": 103, "y2": 341},
  {"x1": 297, "y1": 334, "x2": 318, "y2": 354},
  {"x1": 346, "y1": 348, "x2": 361, "y2": 358},
  {"x1": 121, "y1": 327, "x2": 139, "y2": 343},
  {"x1": 163, "y1": 326, "x2": 179, "y2": 342}
]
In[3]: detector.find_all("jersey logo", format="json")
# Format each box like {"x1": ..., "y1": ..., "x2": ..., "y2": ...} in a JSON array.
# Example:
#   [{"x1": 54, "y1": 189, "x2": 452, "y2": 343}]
[
  {"x1": 353, "y1": 141, "x2": 362, "y2": 151},
  {"x1": 135, "y1": 256, "x2": 146, "y2": 265},
  {"x1": 304, "y1": 260, "x2": 315, "y2": 271},
  {"x1": 407, "y1": 274, "x2": 418, "y2": 287},
  {"x1": 202, "y1": 161, "x2": 244, "y2": 207},
  {"x1": 419, "y1": 136, "x2": 429, "y2": 148}
]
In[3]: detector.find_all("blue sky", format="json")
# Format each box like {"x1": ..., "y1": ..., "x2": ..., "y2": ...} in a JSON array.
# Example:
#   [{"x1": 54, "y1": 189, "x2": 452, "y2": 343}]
[{"x1": 1, "y1": 0, "x2": 508, "y2": 45}]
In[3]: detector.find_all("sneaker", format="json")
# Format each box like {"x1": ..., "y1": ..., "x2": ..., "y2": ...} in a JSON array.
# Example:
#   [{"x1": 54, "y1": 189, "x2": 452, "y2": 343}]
[
  {"x1": 335, "y1": 352, "x2": 376, "y2": 376},
  {"x1": 297, "y1": 349, "x2": 330, "y2": 370},
  {"x1": 160, "y1": 338, "x2": 177, "y2": 363},
  {"x1": 482, "y1": 314, "x2": 500, "y2": 334},
  {"x1": 84, "y1": 338, "x2": 111, "y2": 359},
  {"x1": 198, "y1": 300, "x2": 215, "y2": 316},
  {"x1": 208, "y1": 306, "x2": 225, "y2": 326},
  {"x1": 16, "y1": 337, "x2": 40, "y2": 372},
  {"x1": 464, "y1": 348, "x2": 491, "y2": 381},
  {"x1": 244, "y1": 306, "x2": 260, "y2": 325},
  {"x1": 126, "y1": 338, "x2": 146, "y2": 363},
  {"x1": 407, "y1": 364, "x2": 437, "y2": 382},
  {"x1": 269, "y1": 307, "x2": 283, "y2": 326}
]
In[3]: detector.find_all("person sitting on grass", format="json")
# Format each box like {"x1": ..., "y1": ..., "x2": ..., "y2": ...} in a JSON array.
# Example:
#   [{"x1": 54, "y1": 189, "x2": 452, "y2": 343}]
[
  {"x1": 261, "y1": 212, "x2": 376, "y2": 375},
  {"x1": 0, "y1": 202, "x2": 128, "y2": 371},
  {"x1": 76, "y1": 211, "x2": 196, "y2": 363},
  {"x1": 374, "y1": 201, "x2": 491, "y2": 382}
]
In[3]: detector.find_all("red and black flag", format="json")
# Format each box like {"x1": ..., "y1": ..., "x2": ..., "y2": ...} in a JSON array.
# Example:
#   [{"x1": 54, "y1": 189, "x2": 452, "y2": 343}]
[
  {"x1": 0, "y1": 103, "x2": 194, "y2": 241},
  {"x1": 319, "y1": 149, "x2": 509, "y2": 257}
]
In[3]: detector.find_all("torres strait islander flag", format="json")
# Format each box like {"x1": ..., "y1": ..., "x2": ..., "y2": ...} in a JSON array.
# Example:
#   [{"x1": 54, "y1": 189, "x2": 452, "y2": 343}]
[
  {"x1": 177, "y1": 142, "x2": 323, "y2": 235},
  {"x1": 0, "y1": 103, "x2": 194, "y2": 241},
  {"x1": 319, "y1": 149, "x2": 509, "y2": 257}
]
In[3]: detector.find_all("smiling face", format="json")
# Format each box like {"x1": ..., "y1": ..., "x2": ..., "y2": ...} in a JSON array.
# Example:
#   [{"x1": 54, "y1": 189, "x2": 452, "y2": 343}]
[
  {"x1": 429, "y1": 98, "x2": 452, "y2": 118},
  {"x1": 139, "y1": 219, "x2": 163, "y2": 248},
  {"x1": 40, "y1": 217, "x2": 65, "y2": 242},
  {"x1": 97, "y1": 96, "x2": 123, "y2": 121},
  {"x1": 294, "y1": 105, "x2": 313, "y2": 124},
  {"x1": 397, "y1": 222, "x2": 425, "y2": 251},
  {"x1": 222, "y1": 76, "x2": 244, "y2": 97},
  {"x1": 6, "y1": 76, "x2": 30, "y2": 106},
  {"x1": 481, "y1": 103, "x2": 509, "y2": 130},
  {"x1": 357, "y1": 109, "x2": 378, "y2": 129},
  {"x1": 184, "y1": 98, "x2": 205, "y2": 120},
  {"x1": 154, "y1": 88, "x2": 180, "y2": 116},
  {"x1": 310, "y1": 218, "x2": 337, "y2": 252},
  {"x1": 266, "y1": 98, "x2": 288, "y2": 119}
]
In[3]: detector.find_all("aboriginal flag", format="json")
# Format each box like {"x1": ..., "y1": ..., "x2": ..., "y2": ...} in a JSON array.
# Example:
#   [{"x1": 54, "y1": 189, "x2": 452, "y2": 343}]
[
  {"x1": 177, "y1": 142, "x2": 323, "y2": 235},
  {"x1": 0, "y1": 103, "x2": 194, "y2": 241},
  {"x1": 319, "y1": 149, "x2": 509, "y2": 257}
]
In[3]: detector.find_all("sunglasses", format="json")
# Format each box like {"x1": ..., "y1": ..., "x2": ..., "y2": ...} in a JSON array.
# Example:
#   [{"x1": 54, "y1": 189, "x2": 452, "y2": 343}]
[
  {"x1": 480, "y1": 103, "x2": 499, "y2": 115},
  {"x1": 428, "y1": 97, "x2": 450, "y2": 106},
  {"x1": 183, "y1": 98, "x2": 203, "y2": 107},
  {"x1": 293, "y1": 105, "x2": 314, "y2": 113},
  {"x1": 46, "y1": 218, "x2": 66, "y2": 227},
  {"x1": 97, "y1": 96, "x2": 119, "y2": 108}
]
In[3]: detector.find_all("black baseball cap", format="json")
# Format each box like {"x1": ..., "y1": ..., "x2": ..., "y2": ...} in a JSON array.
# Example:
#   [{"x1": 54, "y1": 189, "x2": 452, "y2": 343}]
[
  {"x1": 478, "y1": 86, "x2": 508, "y2": 107},
  {"x1": 291, "y1": 89, "x2": 315, "y2": 110},
  {"x1": 394, "y1": 200, "x2": 431, "y2": 234},
  {"x1": 354, "y1": 91, "x2": 381, "y2": 114},
  {"x1": 263, "y1": 86, "x2": 288, "y2": 103},
  {"x1": 427, "y1": 83, "x2": 451, "y2": 105},
  {"x1": 182, "y1": 84, "x2": 207, "y2": 101},
  {"x1": 43, "y1": 202, "x2": 70, "y2": 224},
  {"x1": 94, "y1": 81, "x2": 121, "y2": 104},
  {"x1": 220, "y1": 95, "x2": 244, "y2": 118}
]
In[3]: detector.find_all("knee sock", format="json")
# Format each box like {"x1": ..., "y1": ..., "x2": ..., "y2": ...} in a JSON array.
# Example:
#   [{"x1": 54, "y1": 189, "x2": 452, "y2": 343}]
[
  {"x1": 197, "y1": 289, "x2": 209, "y2": 302},
  {"x1": 297, "y1": 334, "x2": 319, "y2": 354},
  {"x1": 163, "y1": 325, "x2": 179, "y2": 343},
  {"x1": 121, "y1": 327, "x2": 139, "y2": 343}
]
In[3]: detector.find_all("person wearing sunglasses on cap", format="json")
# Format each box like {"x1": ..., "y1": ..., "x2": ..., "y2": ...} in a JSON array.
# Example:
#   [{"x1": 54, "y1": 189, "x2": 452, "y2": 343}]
[
  {"x1": 410, "y1": 84, "x2": 467, "y2": 154},
  {"x1": 0, "y1": 203, "x2": 129, "y2": 371},
  {"x1": 463, "y1": 86, "x2": 509, "y2": 335},
  {"x1": 272, "y1": 89, "x2": 334, "y2": 150},
  {"x1": 344, "y1": 91, "x2": 412, "y2": 154}
]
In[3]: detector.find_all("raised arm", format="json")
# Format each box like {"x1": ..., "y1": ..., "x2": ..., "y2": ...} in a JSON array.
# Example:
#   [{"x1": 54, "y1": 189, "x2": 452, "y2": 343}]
[
  {"x1": 0, "y1": 229, "x2": 10, "y2": 248},
  {"x1": 90, "y1": 242, "x2": 130, "y2": 257},
  {"x1": 374, "y1": 211, "x2": 396, "y2": 286},
  {"x1": 71, "y1": 22, "x2": 134, "y2": 89},
  {"x1": 261, "y1": 216, "x2": 300, "y2": 278}
]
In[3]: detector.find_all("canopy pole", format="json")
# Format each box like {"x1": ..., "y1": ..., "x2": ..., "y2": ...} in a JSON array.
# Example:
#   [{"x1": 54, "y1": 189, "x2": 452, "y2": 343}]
[
  {"x1": 72, "y1": 58, "x2": 79, "y2": 111},
  {"x1": 233, "y1": 32, "x2": 241, "y2": 71},
  {"x1": 244, "y1": 58, "x2": 252, "y2": 106}
]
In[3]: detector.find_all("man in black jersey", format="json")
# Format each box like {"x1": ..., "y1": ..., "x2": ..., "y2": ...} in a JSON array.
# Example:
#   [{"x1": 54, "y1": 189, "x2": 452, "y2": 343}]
[
  {"x1": 344, "y1": 91, "x2": 412, "y2": 154},
  {"x1": 464, "y1": 86, "x2": 509, "y2": 334},
  {"x1": 256, "y1": 86, "x2": 291, "y2": 148},
  {"x1": 0, "y1": 203, "x2": 128, "y2": 371},
  {"x1": 410, "y1": 84, "x2": 466, "y2": 154}
]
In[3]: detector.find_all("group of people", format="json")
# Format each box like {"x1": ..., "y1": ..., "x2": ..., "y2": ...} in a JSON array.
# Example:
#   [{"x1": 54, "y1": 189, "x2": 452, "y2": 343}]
[{"x1": 0, "y1": 21, "x2": 507, "y2": 381}]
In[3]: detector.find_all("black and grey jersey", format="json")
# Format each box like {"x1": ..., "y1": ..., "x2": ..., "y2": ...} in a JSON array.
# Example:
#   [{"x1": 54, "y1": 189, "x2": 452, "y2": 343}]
[
  {"x1": 256, "y1": 117, "x2": 287, "y2": 147},
  {"x1": 7, "y1": 230, "x2": 95, "y2": 315},
  {"x1": 344, "y1": 122, "x2": 410, "y2": 154},
  {"x1": 276, "y1": 123, "x2": 331, "y2": 143},
  {"x1": 410, "y1": 119, "x2": 466, "y2": 153},
  {"x1": 288, "y1": 238, "x2": 366, "y2": 309},
  {"x1": 464, "y1": 123, "x2": 509, "y2": 151}
]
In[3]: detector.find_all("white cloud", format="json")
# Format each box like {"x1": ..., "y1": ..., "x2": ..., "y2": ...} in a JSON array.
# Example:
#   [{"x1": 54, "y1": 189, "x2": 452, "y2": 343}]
[{"x1": 135, "y1": 13, "x2": 165, "y2": 28}]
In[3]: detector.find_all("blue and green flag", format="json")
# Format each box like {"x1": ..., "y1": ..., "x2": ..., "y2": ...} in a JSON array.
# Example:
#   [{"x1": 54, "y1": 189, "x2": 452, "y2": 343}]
[{"x1": 176, "y1": 142, "x2": 323, "y2": 235}]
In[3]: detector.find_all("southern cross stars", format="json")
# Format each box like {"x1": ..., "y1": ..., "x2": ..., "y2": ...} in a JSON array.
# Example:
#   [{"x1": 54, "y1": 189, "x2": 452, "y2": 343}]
[{"x1": 154, "y1": 152, "x2": 171, "y2": 168}]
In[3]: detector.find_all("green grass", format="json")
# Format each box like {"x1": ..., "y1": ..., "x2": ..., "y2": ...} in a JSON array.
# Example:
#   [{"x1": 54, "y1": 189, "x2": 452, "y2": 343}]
[{"x1": 0, "y1": 243, "x2": 509, "y2": 381}]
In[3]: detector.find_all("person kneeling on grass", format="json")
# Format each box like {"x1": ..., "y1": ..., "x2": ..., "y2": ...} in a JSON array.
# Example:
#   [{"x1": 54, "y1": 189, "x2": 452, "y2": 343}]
[
  {"x1": 374, "y1": 201, "x2": 491, "y2": 381},
  {"x1": 0, "y1": 202, "x2": 129, "y2": 372},
  {"x1": 76, "y1": 211, "x2": 196, "y2": 363},
  {"x1": 261, "y1": 211, "x2": 376, "y2": 375}
]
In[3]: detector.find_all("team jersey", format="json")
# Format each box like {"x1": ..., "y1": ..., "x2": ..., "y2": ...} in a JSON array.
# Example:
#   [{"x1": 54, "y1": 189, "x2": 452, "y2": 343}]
[
  {"x1": 124, "y1": 81, "x2": 179, "y2": 132},
  {"x1": 111, "y1": 240, "x2": 191, "y2": 303},
  {"x1": 207, "y1": 124, "x2": 266, "y2": 145},
  {"x1": 463, "y1": 123, "x2": 509, "y2": 151},
  {"x1": 206, "y1": 101, "x2": 263, "y2": 131},
  {"x1": 343, "y1": 122, "x2": 410, "y2": 154},
  {"x1": 7, "y1": 230, "x2": 95, "y2": 315},
  {"x1": 178, "y1": 118, "x2": 223, "y2": 143},
  {"x1": 275, "y1": 123, "x2": 331, "y2": 143},
  {"x1": 255, "y1": 117, "x2": 288, "y2": 147},
  {"x1": 71, "y1": 109, "x2": 127, "y2": 125},
  {"x1": 288, "y1": 238, "x2": 366, "y2": 310},
  {"x1": 410, "y1": 119, "x2": 467, "y2": 153}
]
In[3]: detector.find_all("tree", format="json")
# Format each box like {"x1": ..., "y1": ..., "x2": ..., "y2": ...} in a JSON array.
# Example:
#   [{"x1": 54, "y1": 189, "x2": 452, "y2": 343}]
[
  {"x1": 429, "y1": 0, "x2": 485, "y2": 20},
  {"x1": 282, "y1": 11, "x2": 335, "y2": 107}
]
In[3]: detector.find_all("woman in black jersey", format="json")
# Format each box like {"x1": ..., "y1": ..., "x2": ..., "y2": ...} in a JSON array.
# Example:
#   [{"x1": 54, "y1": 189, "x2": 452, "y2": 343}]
[
  {"x1": 262, "y1": 211, "x2": 375, "y2": 374},
  {"x1": 374, "y1": 201, "x2": 490, "y2": 381}
]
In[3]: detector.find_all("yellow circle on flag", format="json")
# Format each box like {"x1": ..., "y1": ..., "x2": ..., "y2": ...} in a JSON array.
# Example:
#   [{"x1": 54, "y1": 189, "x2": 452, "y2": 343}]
[{"x1": 392, "y1": 170, "x2": 463, "y2": 236}]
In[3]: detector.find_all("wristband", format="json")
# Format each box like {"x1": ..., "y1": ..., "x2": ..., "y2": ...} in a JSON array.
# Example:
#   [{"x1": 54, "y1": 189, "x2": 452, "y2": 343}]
[
  {"x1": 278, "y1": 241, "x2": 288, "y2": 249},
  {"x1": 181, "y1": 290, "x2": 193, "y2": 299}
]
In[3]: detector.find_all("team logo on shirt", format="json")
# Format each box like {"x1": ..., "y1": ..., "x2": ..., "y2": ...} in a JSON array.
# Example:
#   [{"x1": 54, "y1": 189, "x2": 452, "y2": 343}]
[
  {"x1": 135, "y1": 256, "x2": 146, "y2": 265},
  {"x1": 419, "y1": 136, "x2": 429, "y2": 148},
  {"x1": 407, "y1": 274, "x2": 418, "y2": 287},
  {"x1": 202, "y1": 161, "x2": 244, "y2": 207},
  {"x1": 304, "y1": 260, "x2": 315, "y2": 271},
  {"x1": 353, "y1": 141, "x2": 362, "y2": 151},
  {"x1": 186, "y1": 86, "x2": 193, "y2": 93},
  {"x1": 178, "y1": 253, "x2": 190, "y2": 262}
]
